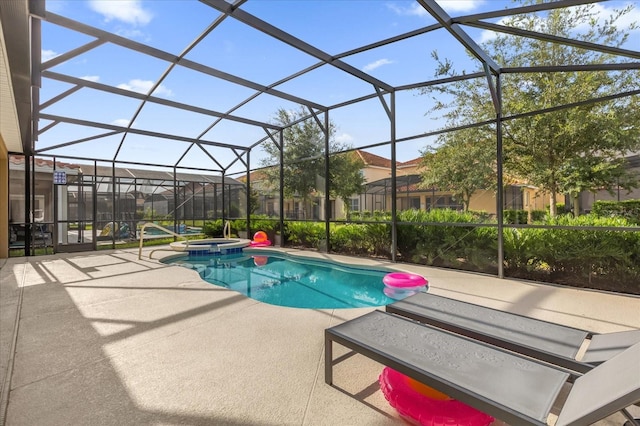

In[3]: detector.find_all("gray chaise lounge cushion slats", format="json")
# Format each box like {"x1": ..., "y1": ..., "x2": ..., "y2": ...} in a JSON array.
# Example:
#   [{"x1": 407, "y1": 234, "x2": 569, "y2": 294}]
[
  {"x1": 386, "y1": 292, "x2": 640, "y2": 373},
  {"x1": 325, "y1": 310, "x2": 640, "y2": 426},
  {"x1": 555, "y1": 341, "x2": 640, "y2": 426},
  {"x1": 581, "y1": 330, "x2": 640, "y2": 364},
  {"x1": 326, "y1": 311, "x2": 570, "y2": 425}
]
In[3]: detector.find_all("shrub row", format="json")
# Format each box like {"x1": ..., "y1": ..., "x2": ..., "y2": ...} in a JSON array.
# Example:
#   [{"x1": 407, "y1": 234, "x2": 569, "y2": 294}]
[
  {"x1": 591, "y1": 200, "x2": 640, "y2": 224},
  {"x1": 201, "y1": 209, "x2": 639, "y2": 294},
  {"x1": 504, "y1": 215, "x2": 639, "y2": 293},
  {"x1": 503, "y1": 209, "x2": 547, "y2": 224}
]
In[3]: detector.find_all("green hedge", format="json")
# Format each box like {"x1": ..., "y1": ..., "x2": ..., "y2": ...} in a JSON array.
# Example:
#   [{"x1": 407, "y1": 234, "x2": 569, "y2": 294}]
[
  {"x1": 396, "y1": 209, "x2": 498, "y2": 273},
  {"x1": 228, "y1": 210, "x2": 639, "y2": 294},
  {"x1": 202, "y1": 219, "x2": 224, "y2": 237},
  {"x1": 503, "y1": 215, "x2": 639, "y2": 294},
  {"x1": 284, "y1": 221, "x2": 325, "y2": 248},
  {"x1": 503, "y1": 209, "x2": 547, "y2": 224},
  {"x1": 349, "y1": 210, "x2": 391, "y2": 221},
  {"x1": 204, "y1": 216, "x2": 282, "y2": 240},
  {"x1": 591, "y1": 200, "x2": 640, "y2": 224}
]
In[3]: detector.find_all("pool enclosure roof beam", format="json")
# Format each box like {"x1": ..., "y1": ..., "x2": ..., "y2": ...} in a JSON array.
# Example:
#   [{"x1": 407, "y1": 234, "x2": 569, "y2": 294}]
[
  {"x1": 38, "y1": 131, "x2": 124, "y2": 153},
  {"x1": 41, "y1": 71, "x2": 278, "y2": 130},
  {"x1": 502, "y1": 63, "x2": 640, "y2": 73},
  {"x1": 116, "y1": 5, "x2": 240, "y2": 163},
  {"x1": 394, "y1": 72, "x2": 485, "y2": 92},
  {"x1": 502, "y1": 88, "x2": 640, "y2": 122},
  {"x1": 36, "y1": 119, "x2": 59, "y2": 135},
  {"x1": 38, "y1": 113, "x2": 249, "y2": 151},
  {"x1": 336, "y1": 23, "x2": 443, "y2": 59},
  {"x1": 416, "y1": 0, "x2": 501, "y2": 75},
  {"x1": 200, "y1": 0, "x2": 395, "y2": 93},
  {"x1": 466, "y1": 21, "x2": 640, "y2": 60},
  {"x1": 195, "y1": 143, "x2": 225, "y2": 171},
  {"x1": 200, "y1": 60, "x2": 328, "y2": 151},
  {"x1": 38, "y1": 85, "x2": 82, "y2": 110},
  {"x1": 44, "y1": 12, "x2": 327, "y2": 112},
  {"x1": 7, "y1": 0, "x2": 638, "y2": 173},
  {"x1": 456, "y1": 0, "x2": 603, "y2": 22},
  {"x1": 41, "y1": 39, "x2": 106, "y2": 71}
]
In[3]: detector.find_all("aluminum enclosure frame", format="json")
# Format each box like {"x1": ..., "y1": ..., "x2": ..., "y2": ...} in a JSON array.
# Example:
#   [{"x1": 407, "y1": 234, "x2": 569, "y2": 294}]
[{"x1": 2, "y1": 0, "x2": 639, "y2": 266}]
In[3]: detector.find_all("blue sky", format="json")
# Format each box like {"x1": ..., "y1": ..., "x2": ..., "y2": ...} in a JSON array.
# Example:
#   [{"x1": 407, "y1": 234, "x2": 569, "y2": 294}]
[{"x1": 38, "y1": 0, "x2": 640, "y2": 175}]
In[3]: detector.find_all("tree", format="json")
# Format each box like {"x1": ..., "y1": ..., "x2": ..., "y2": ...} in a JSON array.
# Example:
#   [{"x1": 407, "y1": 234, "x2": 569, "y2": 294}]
[
  {"x1": 248, "y1": 188, "x2": 260, "y2": 215},
  {"x1": 329, "y1": 152, "x2": 365, "y2": 219},
  {"x1": 419, "y1": 127, "x2": 496, "y2": 211},
  {"x1": 260, "y1": 107, "x2": 364, "y2": 218},
  {"x1": 422, "y1": 1, "x2": 640, "y2": 216}
]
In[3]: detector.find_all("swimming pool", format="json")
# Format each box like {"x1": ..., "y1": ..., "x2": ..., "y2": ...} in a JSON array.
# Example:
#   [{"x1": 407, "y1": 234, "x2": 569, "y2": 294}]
[{"x1": 164, "y1": 251, "x2": 397, "y2": 309}]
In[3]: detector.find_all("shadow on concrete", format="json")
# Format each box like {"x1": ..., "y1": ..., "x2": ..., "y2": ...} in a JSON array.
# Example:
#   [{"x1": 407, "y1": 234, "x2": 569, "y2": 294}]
[{"x1": 2, "y1": 251, "x2": 256, "y2": 425}]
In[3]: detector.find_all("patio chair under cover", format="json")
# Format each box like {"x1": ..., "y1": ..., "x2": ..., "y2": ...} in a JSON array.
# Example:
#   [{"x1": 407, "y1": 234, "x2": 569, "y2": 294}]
[
  {"x1": 386, "y1": 292, "x2": 640, "y2": 373},
  {"x1": 325, "y1": 311, "x2": 640, "y2": 426}
]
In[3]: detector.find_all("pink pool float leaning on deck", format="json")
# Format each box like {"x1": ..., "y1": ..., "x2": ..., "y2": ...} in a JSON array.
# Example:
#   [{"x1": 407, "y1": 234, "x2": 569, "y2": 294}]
[
  {"x1": 379, "y1": 367, "x2": 494, "y2": 426},
  {"x1": 249, "y1": 231, "x2": 272, "y2": 247},
  {"x1": 382, "y1": 272, "x2": 428, "y2": 300}
]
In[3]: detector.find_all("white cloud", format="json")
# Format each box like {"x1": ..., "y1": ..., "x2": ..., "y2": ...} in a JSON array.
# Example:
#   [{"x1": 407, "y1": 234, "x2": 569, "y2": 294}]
[
  {"x1": 387, "y1": 1, "x2": 483, "y2": 16},
  {"x1": 478, "y1": 3, "x2": 640, "y2": 45},
  {"x1": 41, "y1": 49, "x2": 59, "y2": 62},
  {"x1": 112, "y1": 119, "x2": 130, "y2": 127},
  {"x1": 89, "y1": 0, "x2": 152, "y2": 26},
  {"x1": 80, "y1": 75, "x2": 100, "y2": 82},
  {"x1": 117, "y1": 79, "x2": 173, "y2": 97},
  {"x1": 363, "y1": 59, "x2": 394, "y2": 72},
  {"x1": 615, "y1": 4, "x2": 640, "y2": 32},
  {"x1": 116, "y1": 28, "x2": 146, "y2": 39},
  {"x1": 387, "y1": 3, "x2": 428, "y2": 17},
  {"x1": 438, "y1": 0, "x2": 485, "y2": 13},
  {"x1": 478, "y1": 17, "x2": 509, "y2": 44},
  {"x1": 478, "y1": 30, "x2": 497, "y2": 44},
  {"x1": 335, "y1": 133, "x2": 354, "y2": 143},
  {"x1": 575, "y1": 2, "x2": 640, "y2": 33}
]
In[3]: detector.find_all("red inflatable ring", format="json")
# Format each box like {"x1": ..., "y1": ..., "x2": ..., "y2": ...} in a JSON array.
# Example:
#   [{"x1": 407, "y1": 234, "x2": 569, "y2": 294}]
[
  {"x1": 383, "y1": 272, "x2": 428, "y2": 288},
  {"x1": 379, "y1": 367, "x2": 494, "y2": 426}
]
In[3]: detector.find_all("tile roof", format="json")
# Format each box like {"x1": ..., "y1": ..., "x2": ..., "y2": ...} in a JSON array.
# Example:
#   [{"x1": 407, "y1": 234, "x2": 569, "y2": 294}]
[{"x1": 355, "y1": 150, "x2": 392, "y2": 168}]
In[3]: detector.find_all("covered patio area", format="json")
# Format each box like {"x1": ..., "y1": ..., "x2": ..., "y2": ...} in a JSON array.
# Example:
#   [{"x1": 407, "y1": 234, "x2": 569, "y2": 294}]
[{"x1": 1, "y1": 247, "x2": 638, "y2": 425}]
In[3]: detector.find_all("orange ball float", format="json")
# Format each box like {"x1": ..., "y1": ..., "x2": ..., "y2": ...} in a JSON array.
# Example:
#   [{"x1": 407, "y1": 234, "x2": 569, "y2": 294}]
[
  {"x1": 405, "y1": 377, "x2": 452, "y2": 401},
  {"x1": 253, "y1": 231, "x2": 268, "y2": 243}
]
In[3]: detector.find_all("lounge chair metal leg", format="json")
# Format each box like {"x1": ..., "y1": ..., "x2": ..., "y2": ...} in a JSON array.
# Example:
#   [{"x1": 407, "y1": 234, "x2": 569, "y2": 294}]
[
  {"x1": 622, "y1": 409, "x2": 640, "y2": 426},
  {"x1": 324, "y1": 332, "x2": 333, "y2": 385}
]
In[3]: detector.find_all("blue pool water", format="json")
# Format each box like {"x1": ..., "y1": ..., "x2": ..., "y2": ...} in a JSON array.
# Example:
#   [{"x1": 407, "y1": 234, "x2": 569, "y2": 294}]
[{"x1": 164, "y1": 251, "x2": 396, "y2": 309}]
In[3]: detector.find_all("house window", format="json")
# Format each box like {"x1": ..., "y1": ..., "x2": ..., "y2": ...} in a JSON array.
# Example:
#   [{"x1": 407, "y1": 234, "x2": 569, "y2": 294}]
[{"x1": 348, "y1": 198, "x2": 360, "y2": 211}]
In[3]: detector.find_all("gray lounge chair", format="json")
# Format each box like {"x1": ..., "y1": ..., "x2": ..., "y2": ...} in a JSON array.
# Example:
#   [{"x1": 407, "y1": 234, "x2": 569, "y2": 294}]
[
  {"x1": 325, "y1": 310, "x2": 640, "y2": 426},
  {"x1": 386, "y1": 292, "x2": 640, "y2": 373}
]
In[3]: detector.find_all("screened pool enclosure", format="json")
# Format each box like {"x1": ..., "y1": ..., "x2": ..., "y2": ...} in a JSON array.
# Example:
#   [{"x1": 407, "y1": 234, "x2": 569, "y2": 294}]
[{"x1": 2, "y1": 0, "x2": 639, "y2": 293}]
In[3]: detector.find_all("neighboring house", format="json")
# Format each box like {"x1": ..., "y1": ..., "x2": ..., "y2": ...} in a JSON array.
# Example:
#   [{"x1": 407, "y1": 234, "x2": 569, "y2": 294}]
[
  {"x1": 232, "y1": 151, "x2": 640, "y2": 221},
  {"x1": 354, "y1": 155, "x2": 555, "y2": 218},
  {"x1": 578, "y1": 153, "x2": 640, "y2": 213},
  {"x1": 244, "y1": 150, "x2": 518, "y2": 220}
]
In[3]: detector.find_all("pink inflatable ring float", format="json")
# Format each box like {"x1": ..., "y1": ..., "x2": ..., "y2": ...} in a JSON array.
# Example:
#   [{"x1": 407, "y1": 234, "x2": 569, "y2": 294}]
[
  {"x1": 250, "y1": 231, "x2": 272, "y2": 247},
  {"x1": 379, "y1": 367, "x2": 494, "y2": 426},
  {"x1": 383, "y1": 272, "x2": 427, "y2": 288}
]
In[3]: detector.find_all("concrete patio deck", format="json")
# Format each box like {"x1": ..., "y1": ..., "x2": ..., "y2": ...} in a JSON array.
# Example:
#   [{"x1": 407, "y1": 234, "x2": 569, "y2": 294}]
[{"x1": 1, "y1": 246, "x2": 639, "y2": 426}]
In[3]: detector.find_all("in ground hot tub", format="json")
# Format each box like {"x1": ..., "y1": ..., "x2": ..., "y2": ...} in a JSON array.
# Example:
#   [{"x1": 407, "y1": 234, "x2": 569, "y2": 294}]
[{"x1": 169, "y1": 238, "x2": 250, "y2": 256}]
